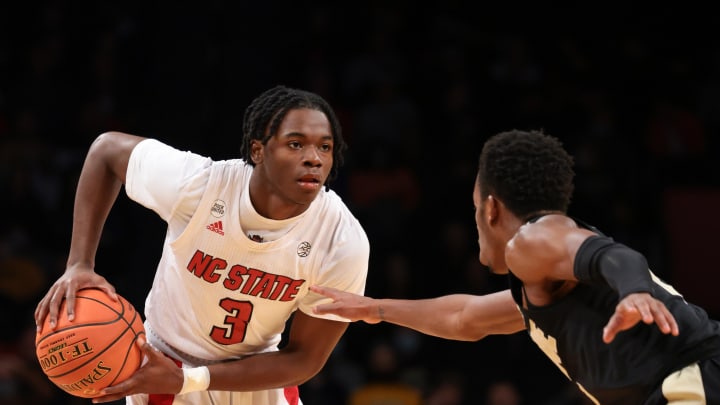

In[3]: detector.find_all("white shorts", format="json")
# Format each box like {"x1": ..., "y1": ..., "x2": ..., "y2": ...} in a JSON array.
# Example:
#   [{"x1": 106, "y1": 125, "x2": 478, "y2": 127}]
[{"x1": 125, "y1": 386, "x2": 303, "y2": 405}]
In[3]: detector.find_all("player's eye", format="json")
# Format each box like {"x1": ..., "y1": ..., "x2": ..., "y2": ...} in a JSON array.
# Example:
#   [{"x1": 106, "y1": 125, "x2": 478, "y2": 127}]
[{"x1": 288, "y1": 141, "x2": 301, "y2": 149}]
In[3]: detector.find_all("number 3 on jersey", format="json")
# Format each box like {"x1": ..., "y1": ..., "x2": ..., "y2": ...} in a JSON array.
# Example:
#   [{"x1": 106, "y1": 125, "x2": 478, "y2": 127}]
[{"x1": 210, "y1": 298, "x2": 253, "y2": 345}]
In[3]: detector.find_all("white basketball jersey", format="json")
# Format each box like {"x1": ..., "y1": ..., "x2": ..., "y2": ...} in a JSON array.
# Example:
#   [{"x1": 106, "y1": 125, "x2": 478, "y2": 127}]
[{"x1": 125, "y1": 139, "x2": 369, "y2": 363}]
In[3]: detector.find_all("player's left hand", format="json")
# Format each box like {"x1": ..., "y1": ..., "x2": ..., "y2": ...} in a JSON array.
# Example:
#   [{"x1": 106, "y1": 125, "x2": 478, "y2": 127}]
[
  {"x1": 602, "y1": 292, "x2": 679, "y2": 344},
  {"x1": 91, "y1": 336, "x2": 183, "y2": 403}
]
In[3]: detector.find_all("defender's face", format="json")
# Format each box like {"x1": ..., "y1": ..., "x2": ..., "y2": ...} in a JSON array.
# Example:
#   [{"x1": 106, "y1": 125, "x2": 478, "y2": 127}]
[
  {"x1": 253, "y1": 108, "x2": 334, "y2": 210},
  {"x1": 473, "y1": 182, "x2": 489, "y2": 267},
  {"x1": 473, "y1": 180, "x2": 508, "y2": 274}
]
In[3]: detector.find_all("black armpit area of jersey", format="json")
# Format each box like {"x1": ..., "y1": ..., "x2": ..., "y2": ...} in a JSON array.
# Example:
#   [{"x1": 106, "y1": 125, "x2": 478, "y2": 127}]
[{"x1": 573, "y1": 235, "x2": 654, "y2": 299}]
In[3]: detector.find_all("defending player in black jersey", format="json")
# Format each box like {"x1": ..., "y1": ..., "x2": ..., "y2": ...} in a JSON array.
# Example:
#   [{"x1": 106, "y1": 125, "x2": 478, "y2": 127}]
[{"x1": 310, "y1": 129, "x2": 720, "y2": 404}]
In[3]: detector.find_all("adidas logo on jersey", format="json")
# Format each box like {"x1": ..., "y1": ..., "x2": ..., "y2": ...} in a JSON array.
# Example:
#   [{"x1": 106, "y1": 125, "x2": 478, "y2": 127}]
[{"x1": 207, "y1": 221, "x2": 224, "y2": 235}]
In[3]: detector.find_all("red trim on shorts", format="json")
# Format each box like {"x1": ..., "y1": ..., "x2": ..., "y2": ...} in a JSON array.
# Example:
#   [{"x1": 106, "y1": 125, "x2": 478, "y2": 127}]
[
  {"x1": 284, "y1": 386, "x2": 299, "y2": 405},
  {"x1": 148, "y1": 393, "x2": 175, "y2": 405},
  {"x1": 148, "y1": 357, "x2": 183, "y2": 405}
]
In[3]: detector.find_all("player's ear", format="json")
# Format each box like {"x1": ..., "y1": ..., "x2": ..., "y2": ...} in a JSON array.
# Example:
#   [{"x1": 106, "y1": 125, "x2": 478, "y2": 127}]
[
  {"x1": 250, "y1": 140, "x2": 263, "y2": 164},
  {"x1": 486, "y1": 195, "x2": 500, "y2": 224}
]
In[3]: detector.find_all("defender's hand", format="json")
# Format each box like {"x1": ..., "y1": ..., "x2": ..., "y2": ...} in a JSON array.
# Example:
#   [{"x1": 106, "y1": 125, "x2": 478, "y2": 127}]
[
  {"x1": 603, "y1": 292, "x2": 679, "y2": 343},
  {"x1": 310, "y1": 285, "x2": 381, "y2": 324}
]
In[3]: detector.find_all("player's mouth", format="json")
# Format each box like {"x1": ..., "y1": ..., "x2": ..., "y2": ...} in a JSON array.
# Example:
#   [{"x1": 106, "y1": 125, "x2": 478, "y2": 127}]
[{"x1": 297, "y1": 174, "x2": 321, "y2": 191}]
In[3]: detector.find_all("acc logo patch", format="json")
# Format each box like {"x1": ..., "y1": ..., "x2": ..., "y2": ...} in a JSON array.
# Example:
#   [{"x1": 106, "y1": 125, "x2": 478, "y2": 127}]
[{"x1": 297, "y1": 241, "x2": 311, "y2": 257}]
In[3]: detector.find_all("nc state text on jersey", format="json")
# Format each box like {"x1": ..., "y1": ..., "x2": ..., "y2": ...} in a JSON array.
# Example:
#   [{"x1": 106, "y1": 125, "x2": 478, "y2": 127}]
[{"x1": 187, "y1": 249, "x2": 305, "y2": 301}]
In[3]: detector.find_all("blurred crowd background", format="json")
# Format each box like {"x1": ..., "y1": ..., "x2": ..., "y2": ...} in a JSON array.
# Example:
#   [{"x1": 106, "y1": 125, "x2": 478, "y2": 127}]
[{"x1": 1, "y1": 2, "x2": 719, "y2": 404}]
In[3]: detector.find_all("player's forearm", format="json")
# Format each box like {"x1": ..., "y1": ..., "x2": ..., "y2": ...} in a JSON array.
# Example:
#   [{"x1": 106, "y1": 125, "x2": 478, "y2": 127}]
[
  {"x1": 374, "y1": 291, "x2": 525, "y2": 341},
  {"x1": 373, "y1": 295, "x2": 476, "y2": 340},
  {"x1": 206, "y1": 350, "x2": 322, "y2": 391},
  {"x1": 312, "y1": 287, "x2": 524, "y2": 341}
]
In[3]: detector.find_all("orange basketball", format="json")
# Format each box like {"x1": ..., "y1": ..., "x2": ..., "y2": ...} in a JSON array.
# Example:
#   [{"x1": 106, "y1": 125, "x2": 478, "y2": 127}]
[{"x1": 35, "y1": 288, "x2": 145, "y2": 398}]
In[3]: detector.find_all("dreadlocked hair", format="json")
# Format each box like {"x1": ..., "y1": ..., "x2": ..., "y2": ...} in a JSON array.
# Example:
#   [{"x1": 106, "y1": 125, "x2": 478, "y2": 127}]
[
  {"x1": 240, "y1": 85, "x2": 347, "y2": 187},
  {"x1": 478, "y1": 129, "x2": 575, "y2": 219}
]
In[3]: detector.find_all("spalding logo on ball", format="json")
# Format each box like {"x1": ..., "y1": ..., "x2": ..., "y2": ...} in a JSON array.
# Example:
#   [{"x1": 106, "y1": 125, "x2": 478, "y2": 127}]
[{"x1": 35, "y1": 288, "x2": 145, "y2": 398}]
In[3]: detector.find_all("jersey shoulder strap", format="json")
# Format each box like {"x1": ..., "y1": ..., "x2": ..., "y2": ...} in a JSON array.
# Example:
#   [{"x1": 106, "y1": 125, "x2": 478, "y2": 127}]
[{"x1": 570, "y1": 216, "x2": 607, "y2": 236}]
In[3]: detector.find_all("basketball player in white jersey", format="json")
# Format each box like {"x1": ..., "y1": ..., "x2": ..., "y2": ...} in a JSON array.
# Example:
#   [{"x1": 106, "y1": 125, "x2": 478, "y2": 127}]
[{"x1": 34, "y1": 85, "x2": 370, "y2": 405}]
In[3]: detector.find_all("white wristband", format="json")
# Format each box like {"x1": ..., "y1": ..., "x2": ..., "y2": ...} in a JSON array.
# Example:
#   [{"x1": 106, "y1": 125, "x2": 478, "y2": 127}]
[{"x1": 178, "y1": 366, "x2": 211, "y2": 395}]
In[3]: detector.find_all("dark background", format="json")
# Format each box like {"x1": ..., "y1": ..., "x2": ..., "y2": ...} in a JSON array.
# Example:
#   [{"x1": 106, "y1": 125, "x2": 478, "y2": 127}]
[{"x1": 1, "y1": 2, "x2": 719, "y2": 404}]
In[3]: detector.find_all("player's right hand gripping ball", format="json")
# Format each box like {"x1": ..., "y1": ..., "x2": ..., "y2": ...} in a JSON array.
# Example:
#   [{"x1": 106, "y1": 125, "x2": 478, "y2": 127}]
[{"x1": 35, "y1": 288, "x2": 145, "y2": 398}]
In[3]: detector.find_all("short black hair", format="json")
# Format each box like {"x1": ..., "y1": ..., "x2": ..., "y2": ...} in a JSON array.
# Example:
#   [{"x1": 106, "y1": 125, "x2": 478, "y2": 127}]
[
  {"x1": 240, "y1": 85, "x2": 347, "y2": 186},
  {"x1": 477, "y1": 129, "x2": 575, "y2": 219}
]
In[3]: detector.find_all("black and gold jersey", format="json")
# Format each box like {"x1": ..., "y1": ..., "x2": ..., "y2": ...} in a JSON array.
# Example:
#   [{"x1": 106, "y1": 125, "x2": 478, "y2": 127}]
[{"x1": 508, "y1": 218, "x2": 720, "y2": 404}]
